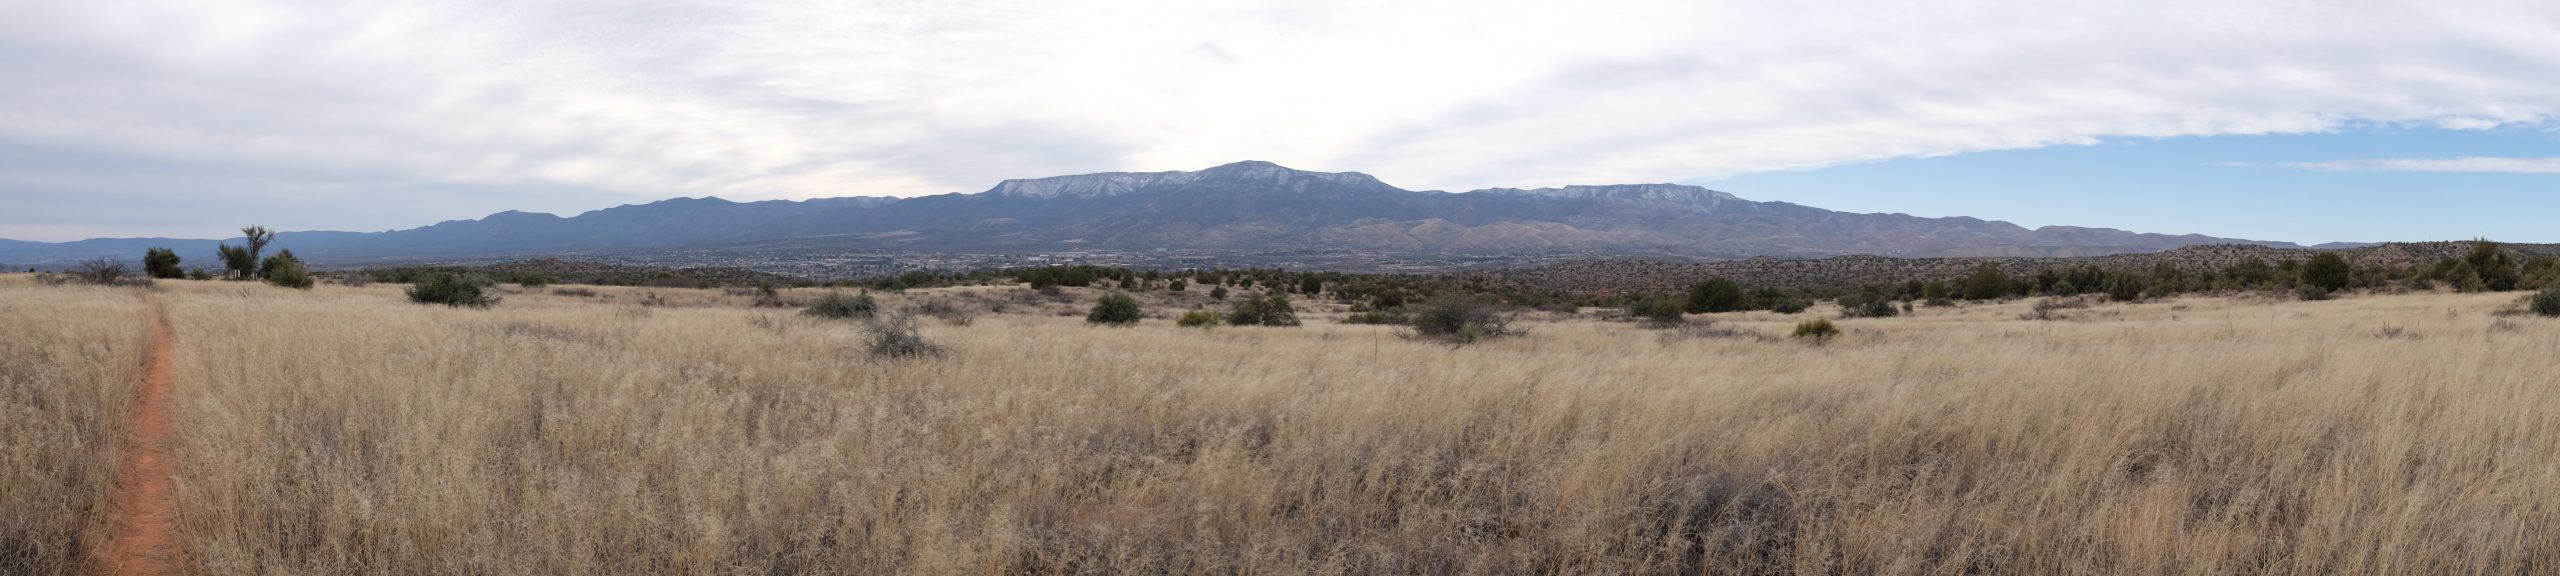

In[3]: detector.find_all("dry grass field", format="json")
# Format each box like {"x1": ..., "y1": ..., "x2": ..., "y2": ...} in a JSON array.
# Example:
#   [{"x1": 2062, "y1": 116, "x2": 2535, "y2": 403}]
[
  {"x1": 0, "y1": 282, "x2": 149, "y2": 575},
  {"x1": 8, "y1": 274, "x2": 2560, "y2": 574}
]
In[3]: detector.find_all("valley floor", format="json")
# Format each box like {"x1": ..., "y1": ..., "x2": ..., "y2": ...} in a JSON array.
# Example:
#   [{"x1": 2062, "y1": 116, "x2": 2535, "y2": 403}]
[{"x1": 4, "y1": 275, "x2": 2558, "y2": 574}]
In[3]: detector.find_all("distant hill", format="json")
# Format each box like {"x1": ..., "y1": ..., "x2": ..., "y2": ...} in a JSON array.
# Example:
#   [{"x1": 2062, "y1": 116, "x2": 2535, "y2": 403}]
[
  {"x1": 1462, "y1": 241, "x2": 2560, "y2": 295},
  {"x1": 4, "y1": 160, "x2": 2329, "y2": 268}
]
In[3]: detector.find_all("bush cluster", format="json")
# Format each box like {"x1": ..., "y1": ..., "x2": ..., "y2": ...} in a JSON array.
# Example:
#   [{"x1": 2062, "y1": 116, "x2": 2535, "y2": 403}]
[
  {"x1": 1226, "y1": 293, "x2": 1301, "y2": 327},
  {"x1": 803, "y1": 292, "x2": 879, "y2": 320},
  {"x1": 1791, "y1": 319, "x2": 1840, "y2": 343},
  {"x1": 1087, "y1": 292, "x2": 1143, "y2": 325},
  {"x1": 407, "y1": 274, "x2": 498, "y2": 308},
  {"x1": 1409, "y1": 296, "x2": 1514, "y2": 344}
]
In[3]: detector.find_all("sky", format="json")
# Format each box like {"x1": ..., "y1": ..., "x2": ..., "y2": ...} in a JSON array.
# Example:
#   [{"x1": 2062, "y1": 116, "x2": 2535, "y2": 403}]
[{"x1": 1, "y1": 0, "x2": 2556, "y2": 244}]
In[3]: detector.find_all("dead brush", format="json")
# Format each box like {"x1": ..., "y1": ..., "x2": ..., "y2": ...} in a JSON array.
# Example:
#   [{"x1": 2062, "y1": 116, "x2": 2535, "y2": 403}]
[{"x1": 2021, "y1": 296, "x2": 2094, "y2": 321}]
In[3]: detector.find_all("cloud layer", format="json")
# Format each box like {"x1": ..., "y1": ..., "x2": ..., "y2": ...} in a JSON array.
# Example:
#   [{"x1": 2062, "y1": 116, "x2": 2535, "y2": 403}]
[
  {"x1": 2281, "y1": 156, "x2": 2560, "y2": 174},
  {"x1": 4, "y1": 0, "x2": 2558, "y2": 239}
]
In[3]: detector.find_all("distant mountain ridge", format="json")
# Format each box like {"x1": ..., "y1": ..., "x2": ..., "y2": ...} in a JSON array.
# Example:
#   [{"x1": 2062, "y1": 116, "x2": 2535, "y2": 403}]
[{"x1": 3, "y1": 160, "x2": 2323, "y2": 267}]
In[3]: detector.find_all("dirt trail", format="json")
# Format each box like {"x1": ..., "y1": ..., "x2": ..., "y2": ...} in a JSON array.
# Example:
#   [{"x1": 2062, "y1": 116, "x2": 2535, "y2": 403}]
[{"x1": 94, "y1": 297, "x2": 181, "y2": 576}]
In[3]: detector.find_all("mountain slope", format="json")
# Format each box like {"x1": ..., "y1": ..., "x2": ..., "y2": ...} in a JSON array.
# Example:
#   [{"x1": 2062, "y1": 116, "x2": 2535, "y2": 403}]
[{"x1": 2, "y1": 161, "x2": 2305, "y2": 267}]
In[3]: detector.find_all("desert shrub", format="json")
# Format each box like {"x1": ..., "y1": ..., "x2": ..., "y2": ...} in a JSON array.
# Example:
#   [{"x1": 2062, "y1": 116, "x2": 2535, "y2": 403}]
[
  {"x1": 185, "y1": 268, "x2": 213, "y2": 281},
  {"x1": 1409, "y1": 296, "x2": 1515, "y2": 344},
  {"x1": 1835, "y1": 292, "x2": 1898, "y2": 318},
  {"x1": 2532, "y1": 286, "x2": 2560, "y2": 317},
  {"x1": 750, "y1": 282, "x2": 788, "y2": 308},
  {"x1": 1769, "y1": 298, "x2": 1810, "y2": 314},
  {"x1": 1209, "y1": 286, "x2": 1229, "y2": 300},
  {"x1": 1168, "y1": 279, "x2": 1187, "y2": 292},
  {"x1": 1087, "y1": 292, "x2": 1143, "y2": 325},
  {"x1": 2021, "y1": 297, "x2": 2091, "y2": 321},
  {"x1": 262, "y1": 255, "x2": 314, "y2": 290},
  {"x1": 1341, "y1": 311, "x2": 1408, "y2": 325},
  {"x1": 864, "y1": 311, "x2": 944, "y2": 359},
  {"x1": 803, "y1": 292, "x2": 879, "y2": 320},
  {"x1": 1685, "y1": 278, "x2": 1745, "y2": 313},
  {"x1": 73, "y1": 258, "x2": 131, "y2": 285},
  {"x1": 1177, "y1": 310, "x2": 1219, "y2": 328},
  {"x1": 2296, "y1": 285, "x2": 2332, "y2": 301},
  {"x1": 1226, "y1": 293, "x2": 1302, "y2": 327},
  {"x1": 2465, "y1": 240, "x2": 2521, "y2": 292},
  {"x1": 1791, "y1": 319, "x2": 1840, "y2": 343},
  {"x1": 1627, "y1": 296, "x2": 1686, "y2": 327},
  {"x1": 2301, "y1": 252, "x2": 2352, "y2": 292},
  {"x1": 551, "y1": 286, "x2": 599, "y2": 298},
  {"x1": 144, "y1": 247, "x2": 183, "y2": 279},
  {"x1": 1963, "y1": 264, "x2": 2014, "y2": 301},
  {"x1": 407, "y1": 274, "x2": 497, "y2": 308}
]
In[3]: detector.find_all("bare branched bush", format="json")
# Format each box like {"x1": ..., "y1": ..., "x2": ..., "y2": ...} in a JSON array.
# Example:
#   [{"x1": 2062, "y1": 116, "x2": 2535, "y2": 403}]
[
  {"x1": 74, "y1": 257, "x2": 132, "y2": 285},
  {"x1": 864, "y1": 311, "x2": 944, "y2": 359}
]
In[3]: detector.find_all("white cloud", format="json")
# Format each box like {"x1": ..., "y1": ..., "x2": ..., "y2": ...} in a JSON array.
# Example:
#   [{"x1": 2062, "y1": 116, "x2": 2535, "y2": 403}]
[
  {"x1": 2279, "y1": 157, "x2": 2560, "y2": 174},
  {"x1": 3, "y1": 0, "x2": 2559, "y2": 239}
]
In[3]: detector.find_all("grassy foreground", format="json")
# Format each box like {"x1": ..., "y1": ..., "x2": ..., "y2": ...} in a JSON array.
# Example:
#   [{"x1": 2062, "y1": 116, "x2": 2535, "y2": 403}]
[{"x1": 8, "y1": 275, "x2": 2560, "y2": 574}]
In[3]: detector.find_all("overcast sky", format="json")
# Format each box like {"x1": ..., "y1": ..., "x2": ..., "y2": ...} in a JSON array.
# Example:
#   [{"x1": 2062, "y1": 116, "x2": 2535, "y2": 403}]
[{"x1": 3, "y1": 0, "x2": 2557, "y2": 243}]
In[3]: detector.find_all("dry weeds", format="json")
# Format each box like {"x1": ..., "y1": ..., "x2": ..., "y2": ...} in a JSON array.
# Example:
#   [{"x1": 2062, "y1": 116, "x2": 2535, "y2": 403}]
[{"x1": 11, "y1": 276, "x2": 2560, "y2": 574}]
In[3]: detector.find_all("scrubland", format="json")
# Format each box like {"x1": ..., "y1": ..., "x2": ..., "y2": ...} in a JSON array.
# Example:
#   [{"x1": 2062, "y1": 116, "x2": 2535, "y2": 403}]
[{"x1": 9, "y1": 275, "x2": 2560, "y2": 574}]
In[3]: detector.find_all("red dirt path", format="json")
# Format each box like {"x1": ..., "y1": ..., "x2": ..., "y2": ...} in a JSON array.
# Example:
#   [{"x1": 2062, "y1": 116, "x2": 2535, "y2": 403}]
[{"x1": 93, "y1": 298, "x2": 181, "y2": 576}]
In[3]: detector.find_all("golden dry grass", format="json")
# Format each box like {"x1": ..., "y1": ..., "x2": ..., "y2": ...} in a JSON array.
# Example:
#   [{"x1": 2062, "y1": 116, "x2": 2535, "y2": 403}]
[
  {"x1": 12, "y1": 276, "x2": 2560, "y2": 574},
  {"x1": 0, "y1": 278, "x2": 149, "y2": 574}
]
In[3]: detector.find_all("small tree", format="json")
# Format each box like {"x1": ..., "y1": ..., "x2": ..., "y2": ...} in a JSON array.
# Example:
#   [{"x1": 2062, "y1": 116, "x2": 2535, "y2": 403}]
[
  {"x1": 2464, "y1": 240, "x2": 2520, "y2": 292},
  {"x1": 1087, "y1": 292, "x2": 1143, "y2": 325},
  {"x1": 1963, "y1": 264, "x2": 2013, "y2": 301},
  {"x1": 216, "y1": 244, "x2": 256, "y2": 279},
  {"x1": 74, "y1": 258, "x2": 130, "y2": 285},
  {"x1": 143, "y1": 247, "x2": 183, "y2": 279},
  {"x1": 1684, "y1": 278, "x2": 1745, "y2": 313},
  {"x1": 1299, "y1": 276, "x2": 1323, "y2": 296},
  {"x1": 2300, "y1": 252, "x2": 2352, "y2": 292}
]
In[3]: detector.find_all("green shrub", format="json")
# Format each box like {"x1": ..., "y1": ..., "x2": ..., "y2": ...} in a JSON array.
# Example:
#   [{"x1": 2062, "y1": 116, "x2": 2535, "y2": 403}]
[
  {"x1": 262, "y1": 255, "x2": 314, "y2": 290},
  {"x1": 144, "y1": 247, "x2": 183, "y2": 279},
  {"x1": 1769, "y1": 298, "x2": 1810, "y2": 314},
  {"x1": 1087, "y1": 292, "x2": 1143, "y2": 325},
  {"x1": 1409, "y1": 296, "x2": 1514, "y2": 344},
  {"x1": 1168, "y1": 279, "x2": 1187, "y2": 292},
  {"x1": 1627, "y1": 296, "x2": 1685, "y2": 326},
  {"x1": 804, "y1": 292, "x2": 879, "y2": 319},
  {"x1": 1341, "y1": 311, "x2": 1408, "y2": 325},
  {"x1": 1684, "y1": 278, "x2": 1745, "y2": 313},
  {"x1": 1226, "y1": 293, "x2": 1302, "y2": 326},
  {"x1": 2532, "y1": 286, "x2": 2560, "y2": 318},
  {"x1": 2296, "y1": 285, "x2": 2331, "y2": 301},
  {"x1": 1791, "y1": 319, "x2": 1840, "y2": 343},
  {"x1": 1963, "y1": 264, "x2": 2013, "y2": 301},
  {"x1": 1209, "y1": 286, "x2": 1229, "y2": 301},
  {"x1": 407, "y1": 273, "x2": 497, "y2": 308},
  {"x1": 1177, "y1": 310, "x2": 1219, "y2": 328},
  {"x1": 1837, "y1": 292, "x2": 1898, "y2": 318},
  {"x1": 2301, "y1": 252, "x2": 2352, "y2": 292}
]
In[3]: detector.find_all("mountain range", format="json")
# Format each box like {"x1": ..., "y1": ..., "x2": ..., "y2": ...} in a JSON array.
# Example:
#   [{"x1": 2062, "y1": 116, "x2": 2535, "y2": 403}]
[{"x1": 0, "y1": 160, "x2": 2339, "y2": 269}]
